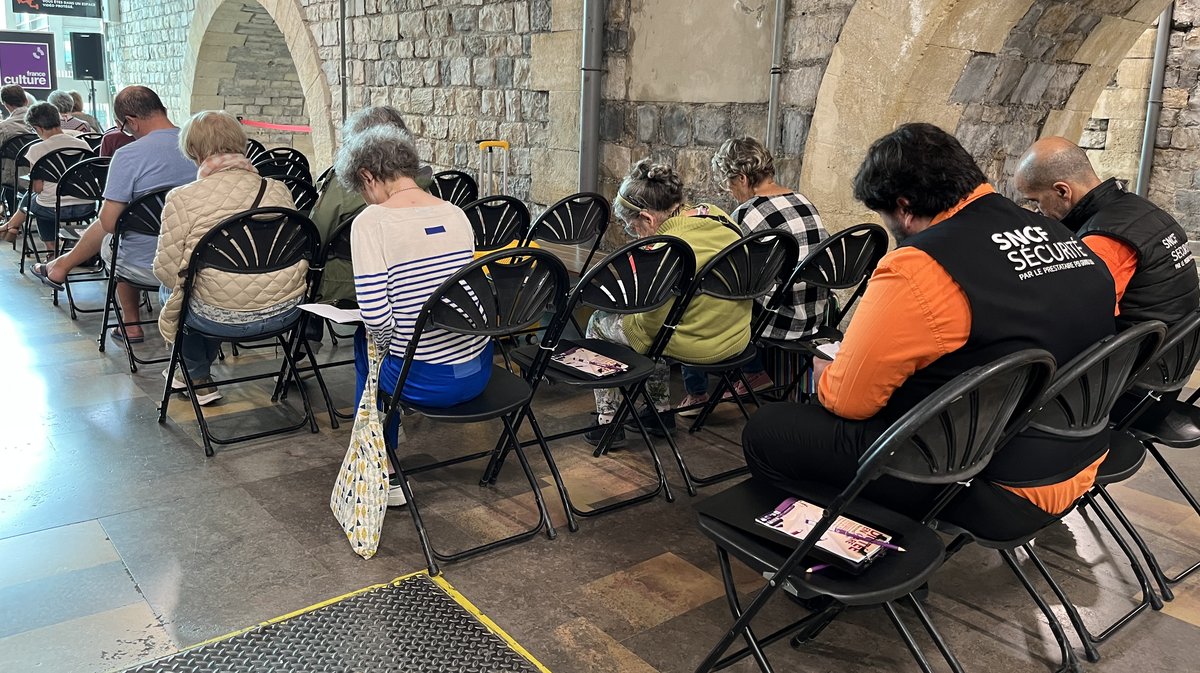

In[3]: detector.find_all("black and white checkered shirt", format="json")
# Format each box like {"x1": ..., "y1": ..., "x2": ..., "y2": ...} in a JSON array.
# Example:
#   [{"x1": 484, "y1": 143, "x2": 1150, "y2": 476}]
[{"x1": 732, "y1": 192, "x2": 830, "y2": 341}]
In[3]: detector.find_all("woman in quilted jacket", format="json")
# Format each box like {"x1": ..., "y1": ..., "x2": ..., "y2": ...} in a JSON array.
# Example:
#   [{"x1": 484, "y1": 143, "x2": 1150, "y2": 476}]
[{"x1": 153, "y1": 111, "x2": 298, "y2": 405}]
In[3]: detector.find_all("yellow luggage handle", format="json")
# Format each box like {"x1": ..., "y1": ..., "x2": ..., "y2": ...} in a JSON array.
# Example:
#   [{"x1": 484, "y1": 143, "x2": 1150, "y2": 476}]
[{"x1": 478, "y1": 140, "x2": 510, "y2": 151}]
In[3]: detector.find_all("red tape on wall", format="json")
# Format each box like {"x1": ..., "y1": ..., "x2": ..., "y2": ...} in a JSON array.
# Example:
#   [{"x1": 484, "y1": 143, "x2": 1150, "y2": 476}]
[{"x1": 239, "y1": 118, "x2": 312, "y2": 133}]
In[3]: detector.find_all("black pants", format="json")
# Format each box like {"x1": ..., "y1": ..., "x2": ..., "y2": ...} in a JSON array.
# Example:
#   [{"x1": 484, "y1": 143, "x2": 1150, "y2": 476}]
[{"x1": 742, "y1": 403, "x2": 1058, "y2": 542}]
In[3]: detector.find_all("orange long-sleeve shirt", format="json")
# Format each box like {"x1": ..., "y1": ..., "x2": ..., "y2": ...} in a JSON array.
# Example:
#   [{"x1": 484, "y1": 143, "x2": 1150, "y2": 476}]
[{"x1": 818, "y1": 184, "x2": 1104, "y2": 514}]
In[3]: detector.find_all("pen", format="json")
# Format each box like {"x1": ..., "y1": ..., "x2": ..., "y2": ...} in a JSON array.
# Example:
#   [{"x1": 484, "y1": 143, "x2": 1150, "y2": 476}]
[
  {"x1": 833, "y1": 527, "x2": 906, "y2": 552},
  {"x1": 805, "y1": 563, "x2": 831, "y2": 574}
]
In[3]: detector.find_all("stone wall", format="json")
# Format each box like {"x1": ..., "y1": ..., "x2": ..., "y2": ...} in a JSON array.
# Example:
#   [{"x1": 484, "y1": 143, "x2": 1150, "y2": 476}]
[
  {"x1": 109, "y1": 0, "x2": 194, "y2": 116},
  {"x1": 1149, "y1": 0, "x2": 1200, "y2": 234}
]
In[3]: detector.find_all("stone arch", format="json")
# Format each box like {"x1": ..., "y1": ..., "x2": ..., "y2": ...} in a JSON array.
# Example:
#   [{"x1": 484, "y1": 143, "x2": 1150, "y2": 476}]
[
  {"x1": 800, "y1": 0, "x2": 1171, "y2": 229},
  {"x1": 181, "y1": 0, "x2": 334, "y2": 168}
]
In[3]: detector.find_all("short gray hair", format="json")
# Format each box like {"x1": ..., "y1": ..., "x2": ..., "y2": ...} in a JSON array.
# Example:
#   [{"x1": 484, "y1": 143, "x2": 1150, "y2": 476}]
[
  {"x1": 26, "y1": 102, "x2": 61, "y2": 130},
  {"x1": 712, "y1": 137, "x2": 775, "y2": 188},
  {"x1": 47, "y1": 90, "x2": 74, "y2": 115},
  {"x1": 335, "y1": 126, "x2": 421, "y2": 194},
  {"x1": 343, "y1": 106, "x2": 410, "y2": 136}
]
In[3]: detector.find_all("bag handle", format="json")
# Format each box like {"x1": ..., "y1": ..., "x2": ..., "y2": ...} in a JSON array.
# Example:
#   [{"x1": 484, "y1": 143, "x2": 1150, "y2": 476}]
[
  {"x1": 358, "y1": 337, "x2": 384, "y2": 414},
  {"x1": 251, "y1": 177, "x2": 268, "y2": 209}
]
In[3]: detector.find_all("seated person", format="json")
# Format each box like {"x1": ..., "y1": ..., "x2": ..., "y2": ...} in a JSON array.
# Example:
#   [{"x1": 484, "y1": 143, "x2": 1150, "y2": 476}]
[
  {"x1": 1, "y1": 103, "x2": 93, "y2": 256},
  {"x1": 742, "y1": 123, "x2": 1117, "y2": 542},
  {"x1": 48, "y1": 90, "x2": 91, "y2": 134},
  {"x1": 154, "y1": 111, "x2": 299, "y2": 405},
  {"x1": 587, "y1": 159, "x2": 751, "y2": 445},
  {"x1": 336, "y1": 124, "x2": 493, "y2": 507},
  {"x1": 33, "y1": 86, "x2": 196, "y2": 344},
  {"x1": 68, "y1": 91, "x2": 103, "y2": 133},
  {"x1": 678, "y1": 137, "x2": 831, "y2": 412}
]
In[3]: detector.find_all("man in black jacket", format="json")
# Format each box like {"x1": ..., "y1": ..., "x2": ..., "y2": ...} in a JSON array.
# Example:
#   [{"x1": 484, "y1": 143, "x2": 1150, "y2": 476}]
[{"x1": 1016, "y1": 137, "x2": 1199, "y2": 329}]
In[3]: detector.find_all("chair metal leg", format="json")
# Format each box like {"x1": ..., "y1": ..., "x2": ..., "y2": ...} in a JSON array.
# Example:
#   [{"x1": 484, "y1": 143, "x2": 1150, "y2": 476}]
[
  {"x1": 1078, "y1": 491, "x2": 1164, "y2": 624},
  {"x1": 999, "y1": 548, "x2": 1083, "y2": 673},
  {"x1": 906, "y1": 594, "x2": 965, "y2": 673},
  {"x1": 1022, "y1": 543, "x2": 1101, "y2": 663},
  {"x1": 1094, "y1": 484, "x2": 1176, "y2": 601},
  {"x1": 97, "y1": 274, "x2": 119, "y2": 353},
  {"x1": 715, "y1": 547, "x2": 775, "y2": 673},
  {"x1": 522, "y1": 407, "x2": 579, "y2": 532},
  {"x1": 882, "y1": 601, "x2": 936, "y2": 673},
  {"x1": 1145, "y1": 444, "x2": 1200, "y2": 584}
]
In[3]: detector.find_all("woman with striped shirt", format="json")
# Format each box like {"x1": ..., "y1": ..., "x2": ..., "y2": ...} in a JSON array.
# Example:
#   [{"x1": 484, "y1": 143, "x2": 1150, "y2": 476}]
[{"x1": 336, "y1": 126, "x2": 492, "y2": 504}]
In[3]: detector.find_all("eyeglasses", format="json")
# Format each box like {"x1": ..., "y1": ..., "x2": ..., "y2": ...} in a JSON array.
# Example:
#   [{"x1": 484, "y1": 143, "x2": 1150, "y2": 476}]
[{"x1": 116, "y1": 115, "x2": 133, "y2": 135}]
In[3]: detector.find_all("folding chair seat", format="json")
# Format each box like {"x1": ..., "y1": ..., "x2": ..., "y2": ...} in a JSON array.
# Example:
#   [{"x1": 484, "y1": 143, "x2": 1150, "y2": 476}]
[
  {"x1": 756, "y1": 222, "x2": 889, "y2": 401},
  {"x1": 494, "y1": 236, "x2": 697, "y2": 530},
  {"x1": 157, "y1": 207, "x2": 324, "y2": 456},
  {"x1": 938, "y1": 320, "x2": 1166, "y2": 669},
  {"x1": 428, "y1": 169, "x2": 478, "y2": 207},
  {"x1": 378, "y1": 248, "x2": 571, "y2": 575},
  {"x1": 51, "y1": 156, "x2": 109, "y2": 318},
  {"x1": 692, "y1": 349, "x2": 1055, "y2": 673},
  {"x1": 98, "y1": 188, "x2": 172, "y2": 372}
]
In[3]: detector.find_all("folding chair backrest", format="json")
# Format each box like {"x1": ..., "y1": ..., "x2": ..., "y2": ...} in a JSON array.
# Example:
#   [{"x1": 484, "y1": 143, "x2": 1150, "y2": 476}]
[
  {"x1": 523, "y1": 191, "x2": 610, "y2": 272},
  {"x1": 461, "y1": 195, "x2": 530, "y2": 252},
  {"x1": 253, "y1": 158, "x2": 313, "y2": 184},
  {"x1": 188, "y1": 207, "x2": 319, "y2": 276},
  {"x1": 323, "y1": 207, "x2": 363, "y2": 264},
  {"x1": 429, "y1": 170, "x2": 478, "y2": 207},
  {"x1": 78, "y1": 133, "x2": 104, "y2": 151},
  {"x1": 57, "y1": 156, "x2": 110, "y2": 202},
  {"x1": 1025, "y1": 321, "x2": 1166, "y2": 438},
  {"x1": 115, "y1": 188, "x2": 170, "y2": 238},
  {"x1": 1132, "y1": 308, "x2": 1200, "y2": 393},
  {"x1": 574, "y1": 235, "x2": 696, "y2": 315},
  {"x1": 316, "y1": 165, "x2": 334, "y2": 185},
  {"x1": 29, "y1": 147, "x2": 94, "y2": 184},
  {"x1": 793, "y1": 222, "x2": 889, "y2": 324},
  {"x1": 691, "y1": 228, "x2": 800, "y2": 302},
  {"x1": 245, "y1": 138, "x2": 267, "y2": 162},
  {"x1": 870, "y1": 349, "x2": 1056, "y2": 486},
  {"x1": 271, "y1": 175, "x2": 318, "y2": 213},
  {"x1": 255, "y1": 147, "x2": 310, "y2": 170},
  {"x1": 418, "y1": 247, "x2": 569, "y2": 339},
  {"x1": 0, "y1": 132, "x2": 37, "y2": 162}
]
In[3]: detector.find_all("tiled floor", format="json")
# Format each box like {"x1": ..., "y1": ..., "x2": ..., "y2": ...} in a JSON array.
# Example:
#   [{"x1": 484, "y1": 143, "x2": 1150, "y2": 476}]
[{"x1": 3, "y1": 259, "x2": 1200, "y2": 672}]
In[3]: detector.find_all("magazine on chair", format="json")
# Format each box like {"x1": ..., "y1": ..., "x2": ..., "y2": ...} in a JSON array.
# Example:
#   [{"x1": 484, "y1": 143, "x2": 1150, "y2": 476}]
[
  {"x1": 755, "y1": 497, "x2": 895, "y2": 572},
  {"x1": 546, "y1": 342, "x2": 630, "y2": 379}
]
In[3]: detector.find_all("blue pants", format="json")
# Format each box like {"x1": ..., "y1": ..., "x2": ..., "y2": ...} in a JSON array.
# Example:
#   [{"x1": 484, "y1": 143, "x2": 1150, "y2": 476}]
[
  {"x1": 180, "y1": 306, "x2": 302, "y2": 379},
  {"x1": 682, "y1": 351, "x2": 766, "y2": 395},
  {"x1": 29, "y1": 200, "x2": 95, "y2": 242}
]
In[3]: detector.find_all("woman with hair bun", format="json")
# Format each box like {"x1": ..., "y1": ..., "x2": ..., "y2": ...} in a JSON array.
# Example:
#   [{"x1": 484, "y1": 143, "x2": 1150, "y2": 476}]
[{"x1": 585, "y1": 159, "x2": 751, "y2": 446}]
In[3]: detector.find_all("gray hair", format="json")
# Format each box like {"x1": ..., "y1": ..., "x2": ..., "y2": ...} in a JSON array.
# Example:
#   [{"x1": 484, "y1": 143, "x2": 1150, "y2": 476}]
[
  {"x1": 711, "y1": 137, "x2": 775, "y2": 188},
  {"x1": 335, "y1": 126, "x2": 421, "y2": 194},
  {"x1": 613, "y1": 159, "x2": 684, "y2": 222},
  {"x1": 26, "y1": 102, "x2": 61, "y2": 130},
  {"x1": 47, "y1": 90, "x2": 74, "y2": 115},
  {"x1": 343, "y1": 106, "x2": 411, "y2": 137}
]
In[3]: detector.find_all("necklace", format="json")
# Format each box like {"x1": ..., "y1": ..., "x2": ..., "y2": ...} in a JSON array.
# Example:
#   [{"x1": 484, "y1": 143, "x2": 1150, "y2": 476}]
[{"x1": 385, "y1": 185, "x2": 422, "y2": 199}]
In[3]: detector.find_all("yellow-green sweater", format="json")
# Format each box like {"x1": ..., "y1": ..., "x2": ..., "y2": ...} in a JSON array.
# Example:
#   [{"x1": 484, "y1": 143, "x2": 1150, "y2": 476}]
[{"x1": 622, "y1": 210, "x2": 751, "y2": 363}]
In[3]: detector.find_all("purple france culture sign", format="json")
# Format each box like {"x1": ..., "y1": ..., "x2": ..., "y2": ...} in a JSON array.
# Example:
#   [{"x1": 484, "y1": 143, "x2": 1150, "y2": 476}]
[{"x1": 0, "y1": 41, "x2": 52, "y2": 91}]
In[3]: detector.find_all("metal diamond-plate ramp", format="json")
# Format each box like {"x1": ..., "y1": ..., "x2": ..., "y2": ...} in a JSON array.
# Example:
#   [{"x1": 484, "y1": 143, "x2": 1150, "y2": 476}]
[{"x1": 122, "y1": 574, "x2": 548, "y2": 673}]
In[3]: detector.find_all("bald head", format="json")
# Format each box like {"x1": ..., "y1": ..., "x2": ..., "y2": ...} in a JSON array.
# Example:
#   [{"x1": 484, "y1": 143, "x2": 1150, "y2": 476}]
[{"x1": 1015, "y1": 137, "x2": 1102, "y2": 221}]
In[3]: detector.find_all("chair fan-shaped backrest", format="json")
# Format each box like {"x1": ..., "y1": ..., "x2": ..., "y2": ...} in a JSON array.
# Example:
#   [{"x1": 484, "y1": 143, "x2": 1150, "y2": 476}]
[
  {"x1": 255, "y1": 147, "x2": 310, "y2": 169},
  {"x1": 116, "y1": 188, "x2": 170, "y2": 238},
  {"x1": 1028, "y1": 321, "x2": 1166, "y2": 437},
  {"x1": 245, "y1": 138, "x2": 267, "y2": 161},
  {"x1": 1133, "y1": 308, "x2": 1200, "y2": 393},
  {"x1": 0, "y1": 132, "x2": 37, "y2": 161},
  {"x1": 525, "y1": 192, "x2": 610, "y2": 246},
  {"x1": 57, "y1": 157, "x2": 110, "y2": 202},
  {"x1": 869, "y1": 349, "x2": 1056, "y2": 485},
  {"x1": 423, "y1": 248, "x2": 569, "y2": 338},
  {"x1": 254, "y1": 158, "x2": 313, "y2": 184},
  {"x1": 461, "y1": 195, "x2": 530, "y2": 252},
  {"x1": 272, "y1": 175, "x2": 318, "y2": 213},
  {"x1": 692, "y1": 229, "x2": 800, "y2": 302},
  {"x1": 190, "y1": 207, "x2": 319, "y2": 276},
  {"x1": 429, "y1": 170, "x2": 478, "y2": 207},
  {"x1": 794, "y1": 222, "x2": 889, "y2": 325},
  {"x1": 78, "y1": 133, "x2": 104, "y2": 151},
  {"x1": 29, "y1": 147, "x2": 94, "y2": 183},
  {"x1": 322, "y1": 207, "x2": 363, "y2": 264},
  {"x1": 575, "y1": 235, "x2": 696, "y2": 315}
]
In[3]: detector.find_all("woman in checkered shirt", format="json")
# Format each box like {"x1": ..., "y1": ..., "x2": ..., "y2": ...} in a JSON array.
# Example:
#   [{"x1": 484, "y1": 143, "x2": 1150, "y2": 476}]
[{"x1": 678, "y1": 137, "x2": 830, "y2": 412}]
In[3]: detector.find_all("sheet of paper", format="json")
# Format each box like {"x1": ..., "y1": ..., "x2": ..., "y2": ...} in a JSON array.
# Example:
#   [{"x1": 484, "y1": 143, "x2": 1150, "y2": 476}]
[
  {"x1": 299, "y1": 303, "x2": 362, "y2": 324},
  {"x1": 816, "y1": 341, "x2": 841, "y2": 359}
]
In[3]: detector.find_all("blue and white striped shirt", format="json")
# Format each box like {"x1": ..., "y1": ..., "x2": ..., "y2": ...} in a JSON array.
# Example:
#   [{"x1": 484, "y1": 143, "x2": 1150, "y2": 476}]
[{"x1": 351, "y1": 203, "x2": 489, "y2": 364}]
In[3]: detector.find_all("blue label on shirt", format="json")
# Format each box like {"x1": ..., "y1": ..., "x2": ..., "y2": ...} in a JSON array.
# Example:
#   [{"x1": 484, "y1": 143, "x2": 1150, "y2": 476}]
[{"x1": 424, "y1": 225, "x2": 446, "y2": 235}]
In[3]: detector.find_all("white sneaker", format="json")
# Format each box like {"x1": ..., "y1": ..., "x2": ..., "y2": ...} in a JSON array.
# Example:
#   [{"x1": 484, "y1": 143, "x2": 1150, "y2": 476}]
[
  {"x1": 191, "y1": 377, "x2": 223, "y2": 406},
  {"x1": 162, "y1": 368, "x2": 188, "y2": 397},
  {"x1": 388, "y1": 475, "x2": 408, "y2": 507}
]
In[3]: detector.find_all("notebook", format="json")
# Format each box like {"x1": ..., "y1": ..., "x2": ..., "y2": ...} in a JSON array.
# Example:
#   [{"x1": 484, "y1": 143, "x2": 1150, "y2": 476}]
[{"x1": 756, "y1": 497, "x2": 893, "y2": 569}]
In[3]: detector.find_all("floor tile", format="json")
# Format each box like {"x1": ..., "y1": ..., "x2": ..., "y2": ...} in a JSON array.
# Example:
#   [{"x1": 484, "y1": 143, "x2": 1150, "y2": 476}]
[
  {"x1": 0, "y1": 520, "x2": 120, "y2": 590},
  {"x1": 0, "y1": 601, "x2": 173, "y2": 673}
]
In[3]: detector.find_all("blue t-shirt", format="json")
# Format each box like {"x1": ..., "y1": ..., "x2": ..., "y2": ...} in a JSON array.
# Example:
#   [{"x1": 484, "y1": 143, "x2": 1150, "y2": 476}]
[{"x1": 105, "y1": 128, "x2": 196, "y2": 270}]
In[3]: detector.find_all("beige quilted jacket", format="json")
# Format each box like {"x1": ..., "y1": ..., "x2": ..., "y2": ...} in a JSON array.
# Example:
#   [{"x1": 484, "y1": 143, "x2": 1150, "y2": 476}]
[{"x1": 153, "y1": 168, "x2": 302, "y2": 342}]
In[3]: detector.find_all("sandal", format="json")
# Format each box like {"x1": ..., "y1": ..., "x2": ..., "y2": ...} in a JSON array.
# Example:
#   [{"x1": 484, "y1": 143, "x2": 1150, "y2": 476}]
[
  {"x1": 31, "y1": 263, "x2": 65, "y2": 291},
  {"x1": 109, "y1": 328, "x2": 145, "y2": 345}
]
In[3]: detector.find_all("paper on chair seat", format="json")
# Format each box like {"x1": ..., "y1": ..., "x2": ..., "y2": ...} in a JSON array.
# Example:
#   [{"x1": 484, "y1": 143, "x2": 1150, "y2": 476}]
[{"x1": 300, "y1": 303, "x2": 362, "y2": 324}]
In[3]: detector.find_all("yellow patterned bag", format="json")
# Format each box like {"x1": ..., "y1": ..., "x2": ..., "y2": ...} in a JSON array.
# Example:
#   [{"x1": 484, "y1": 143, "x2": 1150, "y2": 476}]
[{"x1": 330, "y1": 338, "x2": 390, "y2": 559}]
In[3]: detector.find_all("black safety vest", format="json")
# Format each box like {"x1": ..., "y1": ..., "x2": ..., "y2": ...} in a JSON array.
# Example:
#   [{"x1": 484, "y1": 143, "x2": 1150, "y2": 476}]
[
  {"x1": 894, "y1": 192, "x2": 1116, "y2": 485},
  {"x1": 1063, "y1": 178, "x2": 1199, "y2": 330}
]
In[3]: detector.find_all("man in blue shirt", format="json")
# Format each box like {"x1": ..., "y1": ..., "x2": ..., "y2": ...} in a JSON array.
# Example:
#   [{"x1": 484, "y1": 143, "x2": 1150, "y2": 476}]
[{"x1": 34, "y1": 86, "x2": 196, "y2": 343}]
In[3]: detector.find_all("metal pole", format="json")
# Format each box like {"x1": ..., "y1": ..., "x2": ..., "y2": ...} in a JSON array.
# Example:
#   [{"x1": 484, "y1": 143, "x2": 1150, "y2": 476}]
[
  {"x1": 339, "y1": 0, "x2": 349, "y2": 118},
  {"x1": 578, "y1": 0, "x2": 605, "y2": 192},
  {"x1": 1136, "y1": 3, "x2": 1174, "y2": 197},
  {"x1": 765, "y1": 0, "x2": 787, "y2": 155}
]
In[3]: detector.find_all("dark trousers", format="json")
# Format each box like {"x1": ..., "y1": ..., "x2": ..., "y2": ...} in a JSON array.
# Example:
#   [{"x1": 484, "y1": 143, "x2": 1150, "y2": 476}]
[{"x1": 742, "y1": 402, "x2": 1059, "y2": 542}]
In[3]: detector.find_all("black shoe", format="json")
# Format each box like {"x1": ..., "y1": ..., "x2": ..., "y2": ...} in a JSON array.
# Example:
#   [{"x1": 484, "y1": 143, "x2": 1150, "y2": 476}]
[
  {"x1": 584, "y1": 421, "x2": 626, "y2": 449},
  {"x1": 624, "y1": 407, "x2": 676, "y2": 437}
]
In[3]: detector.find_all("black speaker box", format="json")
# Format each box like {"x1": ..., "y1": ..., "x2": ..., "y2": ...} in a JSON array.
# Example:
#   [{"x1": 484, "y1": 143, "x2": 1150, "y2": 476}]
[{"x1": 70, "y1": 33, "x2": 105, "y2": 81}]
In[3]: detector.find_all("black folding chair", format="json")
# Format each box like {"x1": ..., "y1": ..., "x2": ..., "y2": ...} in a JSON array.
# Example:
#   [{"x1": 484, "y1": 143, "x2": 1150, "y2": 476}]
[
  {"x1": 496, "y1": 236, "x2": 698, "y2": 530},
  {"x1": 315, "y1": 165, "x2": 334, "y2": 185},
  {"x1": 20, "y1": 146, "x2": 95, "y2": 276},
  {"x1": 759, "y1": 222, "x2": 889, "y2": 400},
  {"x1": 674, "y1": 230, "x2": 801, "y2": 442},
  {"x1": 244, "y1": 137, "x2": 267, "y2": 162},
  {"x1": 54, "y1": 156, "x2": 109, "y2": 318},
  {"x1": 380, "y1": 248, "x2": 571, "y2": 575},
  {"x1": 429, "y1": 169, "x2": 478, "y2": 207},
  {"x1": 253, "y1": 157, "x2": 313, "y2": 184},
  {"x1": 270, "y1": 175, "x2": 318, "y2": 214},
  {"x1": 12, "y1": 138, "x2": 40, "y2": 261},
  {"x1": 692, "y1": 349, "x2": 1055, "y2": 673},
  {"x1": 99, "y1": 189, "x2": 172, "y2": 372},
  {"x1": 461, "y1": 195, "x2": 530, "y2": 253},
  {"x1": 77, "y1": 133, "x2": 104, "y2": 151},
  {"x1": 254, "y1": 147, "x2": 310, "y2": 170},
  {"x1": 157, "y1": 207, "x2": 323, "y2": 456},
  {"x1": 521, "y1": 191, "x2": 610, "y2": 275},
  {"x1": 0, "y1": 131, "x2": 37, "y2": 220}
]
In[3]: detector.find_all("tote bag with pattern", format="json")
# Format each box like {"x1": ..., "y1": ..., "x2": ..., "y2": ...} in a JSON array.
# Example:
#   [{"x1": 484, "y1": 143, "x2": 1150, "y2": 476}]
[{"x1": 330, "y1": 338, "x2": 390, "y2": 559}]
